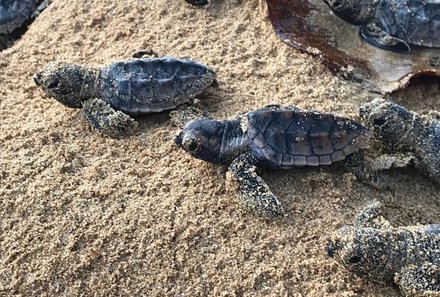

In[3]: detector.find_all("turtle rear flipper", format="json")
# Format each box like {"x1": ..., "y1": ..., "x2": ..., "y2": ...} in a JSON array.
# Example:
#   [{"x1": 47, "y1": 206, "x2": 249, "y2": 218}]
[
  {"x1": 396, "y1": 263, "x2": 440, "y2": 296},
  {"x1": 82, "y1": 98, "x2": 138, "y2": 138},
  {"x1": 169, "y1": 103, "x2": 207, "y2": 128},
  {"x1": 227, "y1": 153, "x2": 285, "y2": 219},
  {"x1": 360, "y1": 23, "x2": 411, "y2": 53}
]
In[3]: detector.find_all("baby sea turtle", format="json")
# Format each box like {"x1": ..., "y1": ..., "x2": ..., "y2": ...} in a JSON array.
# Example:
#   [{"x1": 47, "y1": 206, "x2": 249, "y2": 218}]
[
  {"x1": 34, "y1": 57, "x2": 216, "y2": 137},
  {"x1": 0, "y1": 0, "x2": 49, "y2": 49},
  {"x1": 325, "y1": 0, "x2": 440, "y2": 53},
  {"x1": 328, "y1": 201, "x2": 440, "y2": 296},
  {"x1": 360, "y1": 98, "x2": 440, "y2": 184},
  {"x1": 175, "y1": 105, "x2": 374, "y2": 218}
]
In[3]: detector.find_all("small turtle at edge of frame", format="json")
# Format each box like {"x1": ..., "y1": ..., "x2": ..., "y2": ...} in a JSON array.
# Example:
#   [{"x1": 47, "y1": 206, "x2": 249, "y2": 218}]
[
  {"x1": 328, "y1": 201, "x2": 440, "y2": 297},
  {"x1": 324, "y1": 0, "x2": 440, "y2": 53}
]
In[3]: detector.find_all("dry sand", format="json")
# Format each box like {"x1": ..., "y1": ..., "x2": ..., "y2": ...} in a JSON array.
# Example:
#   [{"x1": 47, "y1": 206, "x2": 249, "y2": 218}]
[{"x1": 1, "y1": 0, "x2": 439, "y2": 296}]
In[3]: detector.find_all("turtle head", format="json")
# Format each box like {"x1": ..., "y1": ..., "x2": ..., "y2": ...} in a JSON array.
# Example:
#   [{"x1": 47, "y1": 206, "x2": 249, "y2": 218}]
[
  {"x1": 328, "y1": 226, "x2": 397, "y2": 282},
  {"x1": 325, "y1": 0, "x2": 376, "y2": 25},
  {"x1": 360, "y1": 98, "x2": 413, "y2": 150},
  {"x1": 34, "y1": 63, "x2": 95, "y2": 108},
  {"x1": 175, "y1": 118, "x2": 227, "y2": 164}
]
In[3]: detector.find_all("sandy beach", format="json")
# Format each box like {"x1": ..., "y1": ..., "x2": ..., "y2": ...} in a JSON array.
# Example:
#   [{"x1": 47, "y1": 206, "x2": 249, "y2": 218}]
[{"x1": 1, "y1": 0, "x2": 439, "y2": 296}]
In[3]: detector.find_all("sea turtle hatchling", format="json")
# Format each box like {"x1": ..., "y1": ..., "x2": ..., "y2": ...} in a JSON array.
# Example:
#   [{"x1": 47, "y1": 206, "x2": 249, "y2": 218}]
[
  {"x1": 34, "y1": 57, "x2": 216, "y2": 137},
  {"x1": 360, "y1": 98, "x2": 440, "y2": 184},
  {"x1": 175, "y1": 105, "x2": 375, "y2": 218},
  {"x1": 328, "y1": 201, "x2": 440, "y2": 297},
  {"x1": 324, "y1": 0, "x2": 440, "y2": 53}
]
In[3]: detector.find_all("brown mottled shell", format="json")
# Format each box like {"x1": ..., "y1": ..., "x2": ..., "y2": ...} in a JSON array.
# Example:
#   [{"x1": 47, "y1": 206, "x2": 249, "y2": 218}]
[{"x1": 247, "y1": 107, "x2": 371, "y2": 169}]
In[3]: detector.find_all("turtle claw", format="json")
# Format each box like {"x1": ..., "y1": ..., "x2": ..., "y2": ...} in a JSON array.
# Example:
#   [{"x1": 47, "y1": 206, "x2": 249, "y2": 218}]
[
  {"x1": 228, "y1": 153, "x2": 285, "y2": 219},
  {"x1": 82, "y1": 98, "x2": 138, "y2": 138}
]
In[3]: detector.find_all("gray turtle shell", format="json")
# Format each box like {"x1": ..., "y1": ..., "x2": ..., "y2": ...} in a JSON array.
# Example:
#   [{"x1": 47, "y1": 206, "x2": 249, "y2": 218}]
[
  {"x1": 98, "y1": 57, "x2": 216, "y2": 115},
  {"x1": 374, "y1": 0, "x2": 439, "y2": 47},
  {"x1": 0, "y1": 0, "x2": 36, "y2": 34},
  {"x1": 246, "y1": 107, "x2": 371, "y2": 169}
]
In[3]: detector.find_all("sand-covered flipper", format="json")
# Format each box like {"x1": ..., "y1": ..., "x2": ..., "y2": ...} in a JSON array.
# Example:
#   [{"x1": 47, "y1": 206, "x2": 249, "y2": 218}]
[
  {"x1": 82, "y1": 98, "x2": 138, "y2": 138},
  {"x1": 396, "y1": 263, "x2": 440, "y2": 297},
  {"x1": 228, "y1": 153, "x2": 285, "y2": 219}
]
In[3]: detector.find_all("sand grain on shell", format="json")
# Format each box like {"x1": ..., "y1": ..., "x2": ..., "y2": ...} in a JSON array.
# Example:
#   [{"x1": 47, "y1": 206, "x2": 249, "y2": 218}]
[{"x1": 1, "y1": 0, "x2": 439, "y2": 296}]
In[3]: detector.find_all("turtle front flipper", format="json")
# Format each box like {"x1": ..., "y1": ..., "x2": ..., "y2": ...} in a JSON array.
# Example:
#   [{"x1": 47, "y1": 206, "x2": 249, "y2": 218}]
[
  {"x1": 343, "y1": 151, "x2": 387, "y2": 190},
  {"x1": 169, "y1": 102, "x2": 207, "y2": 128},
  {"x1": 353, "y1": 201, "x2": 391, "y2": 229},
  {"x1": 395, "y1": 263, "x2": 440, "y2": 297},
  {"x1": 82, "y1": 98, "x2": 138, "y2": 138},
  {"x1": 227, "y1": 153, "x2": 285, "y2": 219},
  {"x1": 360, "y1": 23, "x2": 411, "y2": 53}
]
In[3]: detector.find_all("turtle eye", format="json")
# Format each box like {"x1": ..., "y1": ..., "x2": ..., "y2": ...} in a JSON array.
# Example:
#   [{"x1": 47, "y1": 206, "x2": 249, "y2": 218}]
[
  {"x1": 188, "y1": 141, "x2": 198, "y2": 152},
  {"x1": 47, "y1": 79, "x2": 59, "y2": 89},
  {"x1": 349, "y1": 255, "x2": 362, "y2": 264},
  {"x1": 373, "y1": 117, "x2": 387, "y2": 126},
  {"x1": 328, "y1": 0, "x2": 344, "y2": 8},
  {"x1": 327, "y1": 242, "x2": 336, "y2": 257},
  {"x1": 332, "y1": 0, "x2": 342, "y2": 7}
]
